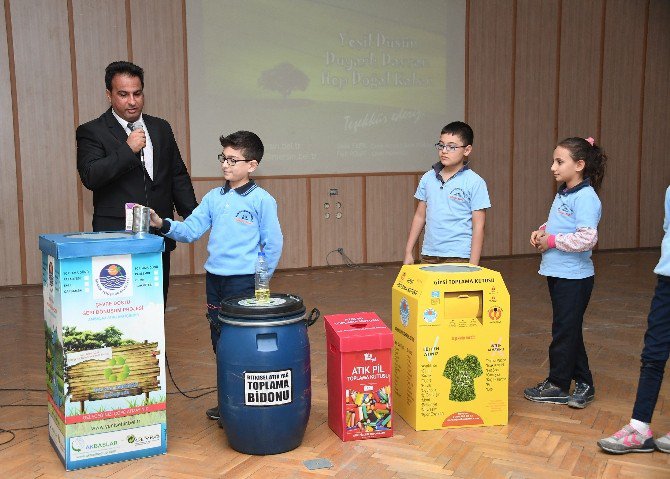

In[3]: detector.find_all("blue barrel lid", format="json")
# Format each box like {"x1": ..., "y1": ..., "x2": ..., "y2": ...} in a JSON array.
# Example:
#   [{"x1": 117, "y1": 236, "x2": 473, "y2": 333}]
[
  {"x1": 39, "y1": 231, "x2": 164, "y2": 259},
  {"x1": 219, "y1": 294, "x2": 305, "y2": 323}
]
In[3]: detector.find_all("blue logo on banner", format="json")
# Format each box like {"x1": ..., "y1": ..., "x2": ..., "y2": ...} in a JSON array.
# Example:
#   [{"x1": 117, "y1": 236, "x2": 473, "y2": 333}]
[{"x1": 99, "y1": 264, "x2": 127, "y2": 291}]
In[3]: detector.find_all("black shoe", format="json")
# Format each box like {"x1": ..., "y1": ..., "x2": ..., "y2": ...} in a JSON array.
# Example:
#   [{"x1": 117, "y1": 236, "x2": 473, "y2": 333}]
[
  {"x1": 524, "y1": 379, "x2": 569, "y2": 404},
  {"x1": 206, "y1": 405, "x2": 220, "y2": 420},
  {"x1": 568, "y1": 382, "x2": 595, "y2": 408}
]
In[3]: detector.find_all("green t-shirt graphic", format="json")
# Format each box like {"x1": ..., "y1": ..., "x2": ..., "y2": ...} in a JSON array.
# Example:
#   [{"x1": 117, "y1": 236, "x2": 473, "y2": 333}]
[{"x1": 443, "y1": 354, "x2": 482, "y2": 402}]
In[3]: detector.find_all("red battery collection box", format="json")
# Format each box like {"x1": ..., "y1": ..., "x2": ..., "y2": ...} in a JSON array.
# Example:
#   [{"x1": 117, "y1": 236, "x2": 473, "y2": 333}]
[{"x1": 325, "y1": 312, "x2": 393, "y2": 441}]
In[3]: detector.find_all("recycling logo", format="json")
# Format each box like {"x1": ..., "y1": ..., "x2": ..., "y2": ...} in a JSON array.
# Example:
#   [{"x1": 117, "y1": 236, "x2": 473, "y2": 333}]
[
  {"x1": 71, "y1": 438, "x2": 83, "y2": 452},
  {"x1": 104, "y1": 355, "x2": 130, "y2": 382}
]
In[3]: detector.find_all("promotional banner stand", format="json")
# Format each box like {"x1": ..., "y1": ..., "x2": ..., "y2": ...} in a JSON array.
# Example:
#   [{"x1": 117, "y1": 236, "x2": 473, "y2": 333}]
[{"x1": 39, "y1": 232, "x2": 167, "y2": 470}]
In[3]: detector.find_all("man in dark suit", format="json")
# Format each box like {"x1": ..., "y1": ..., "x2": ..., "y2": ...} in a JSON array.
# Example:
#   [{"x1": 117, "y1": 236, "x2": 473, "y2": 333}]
[{"x1": 77, "y1": 61, "x2": 197, "y2": 305}]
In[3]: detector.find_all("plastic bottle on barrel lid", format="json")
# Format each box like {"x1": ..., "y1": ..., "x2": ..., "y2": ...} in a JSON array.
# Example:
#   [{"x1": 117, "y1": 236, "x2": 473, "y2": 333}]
[{"x1": 255, "y1": 252, "x2": 270, "y2": 302}]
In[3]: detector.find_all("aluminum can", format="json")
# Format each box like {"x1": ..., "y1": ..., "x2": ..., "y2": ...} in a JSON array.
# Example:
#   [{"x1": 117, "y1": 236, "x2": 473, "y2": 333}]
[{"x1": 132, "y1": 205, "x2": 151, "y2": 233}]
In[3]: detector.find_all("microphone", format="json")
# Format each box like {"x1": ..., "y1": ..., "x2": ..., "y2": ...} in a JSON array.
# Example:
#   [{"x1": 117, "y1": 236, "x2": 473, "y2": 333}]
[
  {"x1": 127, "y1": 122, "x2": 145, "y2": 166},
  {"x1": 128, "y1": 121, "x2": 150, "y2": 209}
]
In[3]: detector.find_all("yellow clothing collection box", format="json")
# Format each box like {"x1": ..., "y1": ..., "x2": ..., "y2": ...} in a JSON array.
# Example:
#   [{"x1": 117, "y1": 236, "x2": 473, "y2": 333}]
[{"x1": 392, "y1": 264, "x2": 510, "y2": 430}]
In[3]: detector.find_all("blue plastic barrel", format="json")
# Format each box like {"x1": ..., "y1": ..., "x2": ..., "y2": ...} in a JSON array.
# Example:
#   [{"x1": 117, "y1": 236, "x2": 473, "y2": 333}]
[{"x1": 217, "y1": 294, "x2": 318, "y2": 455}]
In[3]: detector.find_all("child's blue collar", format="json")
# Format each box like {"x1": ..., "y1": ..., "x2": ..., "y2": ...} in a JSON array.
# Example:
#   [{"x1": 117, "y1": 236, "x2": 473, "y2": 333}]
[
  {"x1": 432, "y1": 161, "x2": 470, "y2": 182},
  {"x1": 221, "y1": 179, "x2": 257, "y2": 196},
  {"x1": 558, "y1": 178, "x2": 591, "y2": 196}
]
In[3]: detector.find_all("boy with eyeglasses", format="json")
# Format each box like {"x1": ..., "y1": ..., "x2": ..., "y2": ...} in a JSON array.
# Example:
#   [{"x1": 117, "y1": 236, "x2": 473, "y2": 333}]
[
  {"x1": 403, "y1": 121, "x2": 490, "y2": 265},
  {"x1": 149, "y1": 130, "x2": 283, "y2": 422}
]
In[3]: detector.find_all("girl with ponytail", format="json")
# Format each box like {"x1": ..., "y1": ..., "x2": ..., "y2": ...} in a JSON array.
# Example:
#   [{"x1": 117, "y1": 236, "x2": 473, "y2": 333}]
[{"x1": 524, "y1": 137, "x2": 607, "y2": 409}]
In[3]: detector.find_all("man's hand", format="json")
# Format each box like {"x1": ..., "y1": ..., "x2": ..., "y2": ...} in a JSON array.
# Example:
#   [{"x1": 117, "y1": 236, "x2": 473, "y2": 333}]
[{"x1": 127, "y1": 128, "x2": 146, "y2": 154}]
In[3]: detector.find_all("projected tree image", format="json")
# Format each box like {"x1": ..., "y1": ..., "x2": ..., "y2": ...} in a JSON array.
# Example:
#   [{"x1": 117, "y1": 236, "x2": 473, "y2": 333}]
[{"x1": 258, "y1": 62, "x2": 309, "y2": 99}]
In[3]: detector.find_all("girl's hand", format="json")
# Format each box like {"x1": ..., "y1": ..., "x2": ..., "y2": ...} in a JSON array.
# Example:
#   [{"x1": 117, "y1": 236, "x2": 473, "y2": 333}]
[
  {"x1": 149, "y1": 209, "x2": 163, "y2": 229},
  {"x1": 530, "y1": 230, "x2": 543, "y2": 247},
  {"x1": 403, "y1": 252, "x2": 415, "y2": 265},
  {"x1": 536, "y1": 233, "x2": 550, "y2": 252}
]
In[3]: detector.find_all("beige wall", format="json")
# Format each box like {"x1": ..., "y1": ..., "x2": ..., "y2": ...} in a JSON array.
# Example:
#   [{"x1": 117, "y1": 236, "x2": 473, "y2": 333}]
[{"x1": 2, "y1": 0, "x2": 669, "y2": 286}]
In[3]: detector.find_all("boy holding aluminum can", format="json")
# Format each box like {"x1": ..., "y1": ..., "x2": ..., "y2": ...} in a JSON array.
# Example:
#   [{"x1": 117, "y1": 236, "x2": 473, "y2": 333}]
[{"x1": 149, "y1": 130, "x2": 283, "y2": 422}]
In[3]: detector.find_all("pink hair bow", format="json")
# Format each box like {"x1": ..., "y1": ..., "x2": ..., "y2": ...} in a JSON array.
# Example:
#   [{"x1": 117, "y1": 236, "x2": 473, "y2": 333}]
[{"x1": 585, "y1": 137, "x2": 595, "y2": 146}]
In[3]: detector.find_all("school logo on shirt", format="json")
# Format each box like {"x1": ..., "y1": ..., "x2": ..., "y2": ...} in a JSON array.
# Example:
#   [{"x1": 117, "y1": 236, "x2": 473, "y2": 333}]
[
  {"x1": 558, "y1": 204, "x2": 573, "y2": 217},
  {"x1": 448, "y1": 188, "x2": 468, "y2": 202},
  {"x1": 235, "y1": 210, "x2": 254, "y2": 225}
]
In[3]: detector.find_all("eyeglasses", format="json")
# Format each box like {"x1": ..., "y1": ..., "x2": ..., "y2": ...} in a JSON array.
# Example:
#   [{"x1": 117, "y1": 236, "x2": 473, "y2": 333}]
[
  {"x1": 435, "y1": 143, "x2": 466, "y2": 152},
  {"x1": 218, "y1": 154, "x2": 252, "y2": 166}
]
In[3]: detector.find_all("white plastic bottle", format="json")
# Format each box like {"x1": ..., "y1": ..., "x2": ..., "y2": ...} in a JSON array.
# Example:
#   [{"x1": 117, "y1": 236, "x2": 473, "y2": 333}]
[{"x1": 255, "y1": 252, "x2": 270, "y2": 302}]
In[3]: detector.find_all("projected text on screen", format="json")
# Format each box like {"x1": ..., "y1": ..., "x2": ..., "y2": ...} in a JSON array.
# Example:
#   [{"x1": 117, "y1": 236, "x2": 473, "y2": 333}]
[{"x1": 187, "y1": 0, "x2": 465, "y2": 176}]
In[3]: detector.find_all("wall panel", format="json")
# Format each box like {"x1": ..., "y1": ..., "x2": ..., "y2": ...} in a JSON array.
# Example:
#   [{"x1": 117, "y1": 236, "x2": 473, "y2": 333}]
[
  {"x1": 131, "y1": 0, "x2": 191, "y2": 274},
  {"x1": 466, "y1": 0, "x2": 514, "y2": 256},
  {"x1": 0, "y1": 0, "x2": 22, "y2": 285},
  {"x1": 512, "y1": 0, "x2": 559, "y2": 255},
  {"x1": 11, "y1": 0, "x2": 79, "y2": 284},
  {"x1": 72, "y1": 0, "x2": 128, "y2": 232},
  {"x1": 598, "y1": 0, "x2": 647, "y2": 249},
  {"x1": 2, "y1": 0, "x2": 670, "y2": 287},
  {"x1": 639, "y1": 0, "x2": 670, "y2": 247},
  {"x1": 258, "y1": 178, "x2": 309, "y2": 270},
  {"x1": 310, "y1": 177, "x2": 364, "y2": 267},
  {"x1": 365, "y1": 175, "x2": 417, "y2": 264},
  {"x1": 557, "y1": 0, "x2": 603, "y2": 140}
]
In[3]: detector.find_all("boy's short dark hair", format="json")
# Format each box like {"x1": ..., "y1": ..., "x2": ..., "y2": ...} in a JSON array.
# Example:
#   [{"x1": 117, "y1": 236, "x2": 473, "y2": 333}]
[
  {"x1": 219, "y1": 131, "x2": 264, "y2": 163},
  {"x1": 105, "y1": 61, "x2": 144, "y2": 91},
  {"x1": 441, "y1": 121, "x2": 474, "y2": 146}
]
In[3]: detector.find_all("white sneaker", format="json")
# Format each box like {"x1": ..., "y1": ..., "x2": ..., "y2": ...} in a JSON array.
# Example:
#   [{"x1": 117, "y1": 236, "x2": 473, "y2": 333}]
[{"x1": 655, "y1": 432, "x2": 670, "y2": 453}]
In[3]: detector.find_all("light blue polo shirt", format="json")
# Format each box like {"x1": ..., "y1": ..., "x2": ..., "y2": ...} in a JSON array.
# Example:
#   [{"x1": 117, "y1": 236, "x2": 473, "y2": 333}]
[
  {"x1": 653, "y1": 186, "x2": 670, "y2": 277},
  {"x1": 163, "y1": 180, "x2": 283, "y2": 277},
  {"x1": 539, "y1": 180, "x2": 601, "y2": 279},
  {"x1": 416, "y1": 162, "x2": 491, "y2": 258}
]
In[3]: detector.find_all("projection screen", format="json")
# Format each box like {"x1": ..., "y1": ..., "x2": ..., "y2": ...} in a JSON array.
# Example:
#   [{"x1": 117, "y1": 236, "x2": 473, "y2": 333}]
[{"x1": 186, "y1": 0, "x2": 465, "y2": 176}]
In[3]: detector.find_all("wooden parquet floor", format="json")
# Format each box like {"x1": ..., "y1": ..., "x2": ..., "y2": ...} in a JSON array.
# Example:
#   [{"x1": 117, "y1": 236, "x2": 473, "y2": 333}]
[{"x1": 1, "y1": 250, "x2": 669, "y2": 478}]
